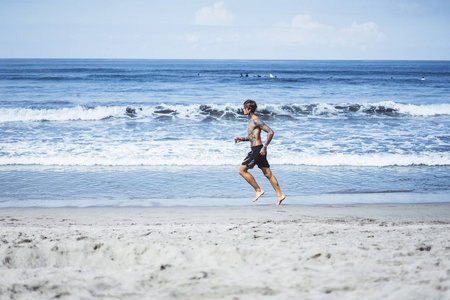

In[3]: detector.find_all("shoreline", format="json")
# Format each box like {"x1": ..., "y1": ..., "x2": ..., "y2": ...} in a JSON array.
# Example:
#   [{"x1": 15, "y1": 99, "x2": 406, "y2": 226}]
[
  {"x1": 1, "y1": 191, "x2": 449, "y2": 208},
  {"x1": 1, "y1": 203, "x2": 449, "y2": 299}
]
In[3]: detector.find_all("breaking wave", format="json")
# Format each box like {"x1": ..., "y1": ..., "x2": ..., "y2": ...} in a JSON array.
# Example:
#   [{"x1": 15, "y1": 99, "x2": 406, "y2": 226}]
[{"x1": 1, "y1": 101, "x2": 449, "y2": 122}]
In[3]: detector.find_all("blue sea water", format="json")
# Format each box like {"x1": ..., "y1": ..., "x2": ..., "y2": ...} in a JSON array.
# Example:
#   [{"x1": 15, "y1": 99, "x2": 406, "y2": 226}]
[{"x1": 0, "y1": 59, "x2": 449, "y2": 207}]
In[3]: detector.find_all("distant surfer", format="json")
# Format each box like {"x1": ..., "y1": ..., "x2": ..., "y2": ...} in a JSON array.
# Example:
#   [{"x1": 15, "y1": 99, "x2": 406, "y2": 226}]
[{"x1": 234, "y1": 100, "x2": 286, "y2": 205}]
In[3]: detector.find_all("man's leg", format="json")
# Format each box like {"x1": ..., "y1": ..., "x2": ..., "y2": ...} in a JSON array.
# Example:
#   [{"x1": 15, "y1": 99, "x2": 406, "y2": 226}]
[
  {"x1": 239, "y1": 165, "x2": 265, "y2": 202},
  {"x1": 261, "y1": 167, "x2": 286, "y2": 205}
]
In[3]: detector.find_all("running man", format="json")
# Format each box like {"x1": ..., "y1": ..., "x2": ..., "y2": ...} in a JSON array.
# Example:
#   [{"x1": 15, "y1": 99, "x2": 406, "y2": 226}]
[{"x1": 234, "y1": 100, "x2": 286, "y2": 205}]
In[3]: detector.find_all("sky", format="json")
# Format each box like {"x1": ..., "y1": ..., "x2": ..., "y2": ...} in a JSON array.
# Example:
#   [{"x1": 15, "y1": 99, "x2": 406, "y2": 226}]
[{"x1": 1, "y1": 0, "x2": 449, "y2": 60}]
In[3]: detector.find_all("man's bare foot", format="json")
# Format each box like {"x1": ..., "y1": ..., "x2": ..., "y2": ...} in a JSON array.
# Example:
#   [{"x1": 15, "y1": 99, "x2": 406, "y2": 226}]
[
  {"x1": 253, "y1": 190, "x2": 265, "y2": 202},
  {"x1": 277, "y1": 194, "x2": 286, "y2": 205}
]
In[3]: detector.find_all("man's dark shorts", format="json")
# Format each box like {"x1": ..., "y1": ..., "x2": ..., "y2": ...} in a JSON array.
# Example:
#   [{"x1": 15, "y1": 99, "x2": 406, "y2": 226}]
[{"x1": 242, "y1": 145, "x2": 270, "y2": 169}]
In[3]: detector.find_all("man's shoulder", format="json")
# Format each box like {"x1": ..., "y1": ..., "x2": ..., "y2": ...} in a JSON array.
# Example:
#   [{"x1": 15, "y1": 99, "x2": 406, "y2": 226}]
[
  {"x1": 251, "y1": 116, "x2": 264, "y2": 126},
  {"x1": 250, "y1": 113, "x2": 261, "y2": 120}
]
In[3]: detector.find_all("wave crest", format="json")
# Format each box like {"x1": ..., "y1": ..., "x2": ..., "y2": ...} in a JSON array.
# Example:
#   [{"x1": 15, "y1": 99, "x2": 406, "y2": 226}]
[{"x1": 0, "y1": 101, "x2": 449, "y2": 122}]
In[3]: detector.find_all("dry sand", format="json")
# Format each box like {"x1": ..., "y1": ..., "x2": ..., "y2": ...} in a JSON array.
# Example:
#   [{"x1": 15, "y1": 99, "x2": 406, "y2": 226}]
[{"x1": 1, "y1": 204, "x2": 449, "y2": 299}]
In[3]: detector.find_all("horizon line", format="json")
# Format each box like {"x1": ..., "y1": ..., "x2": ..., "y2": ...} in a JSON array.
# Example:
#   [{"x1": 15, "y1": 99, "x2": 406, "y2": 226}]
[{"x1": 1, "y1": 58, "x2": 449, "y2": 62}]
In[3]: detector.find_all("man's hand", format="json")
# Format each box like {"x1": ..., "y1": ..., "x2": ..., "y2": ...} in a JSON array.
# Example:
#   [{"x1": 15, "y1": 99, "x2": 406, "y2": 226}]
[
  {"x1": 234, "y1": 137, "x2": 241, "y2": 144},
  {"x1": 260, "y1": 146, "x2": 267, "y2": 155}
]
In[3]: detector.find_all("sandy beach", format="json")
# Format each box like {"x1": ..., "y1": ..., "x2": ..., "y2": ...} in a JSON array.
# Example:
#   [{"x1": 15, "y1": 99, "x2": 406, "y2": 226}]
[{"x1": 1, "y1": 204, "x2": 449, "y2": 300}]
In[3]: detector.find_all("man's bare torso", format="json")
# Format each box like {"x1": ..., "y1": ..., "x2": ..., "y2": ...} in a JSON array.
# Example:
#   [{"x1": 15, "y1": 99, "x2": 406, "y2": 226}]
[{"x1": 247, "y1": 115, "x2": 273, "y2": 147}]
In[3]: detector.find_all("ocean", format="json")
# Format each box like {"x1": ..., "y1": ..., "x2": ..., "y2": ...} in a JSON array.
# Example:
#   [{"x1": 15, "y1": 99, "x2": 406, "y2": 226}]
[{"x1": 0, "y1": 59, "x2": 449, "y2": 207}]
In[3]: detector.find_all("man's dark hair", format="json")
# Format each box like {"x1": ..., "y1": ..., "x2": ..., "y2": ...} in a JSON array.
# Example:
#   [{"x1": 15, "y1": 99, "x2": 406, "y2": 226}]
[{"x1": 244, "y1": 99, "x2": 257, "y2": 113}]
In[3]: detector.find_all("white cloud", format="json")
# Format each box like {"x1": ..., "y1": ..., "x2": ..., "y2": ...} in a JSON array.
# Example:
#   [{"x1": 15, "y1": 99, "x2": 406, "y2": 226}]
[
  {"x1": 337, "y1": 22, "x2": 386, "y2": 50},
  {"x1": 271, "y1": 14, "x2": 334, "y2": 45},
  {"x1": 277, "y1": 14, "x2": 333, "y2": 30},
  {"x1": 271, "y1": 15, "x2": 385, "y2": 51},
  {"x1": 176, "y1": 12, "x2": 386, "y2": 58},
  {"x1": 195, "y1": 2, "x2": 234, "y2": 26}
]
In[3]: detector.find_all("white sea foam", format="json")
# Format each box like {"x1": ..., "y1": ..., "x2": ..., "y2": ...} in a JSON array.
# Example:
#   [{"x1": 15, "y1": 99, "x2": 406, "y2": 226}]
[
  {"x1": 1, "y1": 146, "x2": 448, "y2": 167},
  {"x1": 1, "y1": 101, "x2": 448, "y2": 167},
  {"x1": 366, "y1": 101, "x2": 450, "y2": 116},
  {"x1": 271, "y1": 152, "x2": 450, "y2": 167},
  {"x1": 0, "y1": 102, "x2": 449, "y2": 122},
  {"x1": 0, "y1": 106, "x2": 127, "y2": 122}
]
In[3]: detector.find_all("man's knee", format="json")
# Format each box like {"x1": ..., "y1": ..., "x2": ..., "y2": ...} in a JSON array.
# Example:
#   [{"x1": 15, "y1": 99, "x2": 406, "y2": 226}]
[
  {"x1": 239, "y1": 166, "x2": 248, "y2": 176},
  {"x1": 262, "y1": 168, "x2": 272, "y2": 178}
]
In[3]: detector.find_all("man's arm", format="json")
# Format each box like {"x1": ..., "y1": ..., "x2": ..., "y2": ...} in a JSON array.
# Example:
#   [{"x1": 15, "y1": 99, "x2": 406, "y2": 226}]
[
  {"x1": 234, "y1": 136, "x2": 250, "y2": 143},
  {"x1": 254, "y1": 119, "x2": 274, "y2": 154}
]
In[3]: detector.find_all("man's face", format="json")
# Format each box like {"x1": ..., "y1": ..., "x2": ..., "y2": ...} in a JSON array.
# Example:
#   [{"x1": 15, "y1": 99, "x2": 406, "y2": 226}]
[{"x1": 243, "y1": 107, "x2": 249, "y2": 115}]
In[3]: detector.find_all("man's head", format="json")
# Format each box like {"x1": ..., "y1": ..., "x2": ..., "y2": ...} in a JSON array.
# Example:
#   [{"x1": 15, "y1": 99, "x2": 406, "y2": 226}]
[{"x1": 243, "y1": 99, "x2": 257, "y2": 114}]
